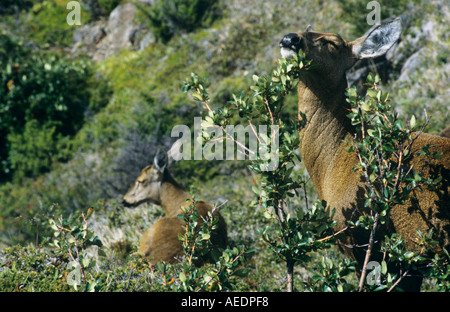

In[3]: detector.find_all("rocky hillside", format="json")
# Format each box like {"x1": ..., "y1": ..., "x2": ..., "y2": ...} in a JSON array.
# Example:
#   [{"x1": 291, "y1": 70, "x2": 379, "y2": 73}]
[{"x1": 73, "y1": 0, "x2": 449, "y2": 130}]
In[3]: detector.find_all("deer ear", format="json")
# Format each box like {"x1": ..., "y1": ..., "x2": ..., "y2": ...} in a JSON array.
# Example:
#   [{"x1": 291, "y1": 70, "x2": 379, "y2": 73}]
[
  {"x1": 351, "y1": 17, "x2": 401, "y2": 59},
  {"x1": 306, "y1": 24, "x2": 312, "y2": 32},
  {"x1": 154, "y1": 149, "x2": 168, "y2": 173}
]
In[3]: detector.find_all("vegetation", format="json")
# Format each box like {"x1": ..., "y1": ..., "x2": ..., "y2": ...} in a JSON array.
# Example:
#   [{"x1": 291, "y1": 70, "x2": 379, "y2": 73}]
[
  {"x1": 182, "y1": 54, "x2": 351, "y2": 292},
  {"x1": 336, "y1": 0, "x2": 417, "y2": 37},
  {"x1": 345, "y1": 73, "x2": 449, "y2": 291},
  {"x1": 0, "y1": 31, "x2": 102, "y2": 182},
  {"x1": 137, "y1": 0, "x2": 223, "y2": 43},
  {"x1": 0, "y1": 0, "x2": 448, "y2": 293}
]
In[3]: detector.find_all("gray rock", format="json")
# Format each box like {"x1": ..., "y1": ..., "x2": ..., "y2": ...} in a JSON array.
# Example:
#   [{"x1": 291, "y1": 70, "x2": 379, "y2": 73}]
[
  {"x1": 139, "y1": 32, "x2": 155, "y2": 51},
  {"x1": 93, "y1": 3, "x2": 140, "y2": 61},
  {"x1": 71, "y1": 3, "x2": 154, "y2": 61},
  {"x1": 72, "y1": 20, "x2": 107, "y2": 52}
]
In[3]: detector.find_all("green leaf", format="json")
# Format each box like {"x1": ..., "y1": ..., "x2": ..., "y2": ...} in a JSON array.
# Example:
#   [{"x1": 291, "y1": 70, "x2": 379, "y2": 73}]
[
  {"x1": 381, "y1": 260, "x2": 387, "y2": 274},
  {"x1": 374, "y1": 284, "x2": 388, "y2": 291},
  {"x1": 434, "y1": 152, "x2": 443, "y2": 159},
  {"x1": 376, "y1": 90, "x2": 382, "y2": 101},
  {"x1": 179, "y1": 272, "x2": 186, "y2": 283},
  {"x1": 367, "y1": 88, "x2": 377, "y2": 99},
  {"x1": 263, "y1": 210, "x2": 273, "y2": 219},
  {"x1": 366, "y1": 72, "x2": 375, "y2": 84},
  {"x1": 82, "y1": 257, "x2": 90, "y2": 268},
  {"x1": 192, "y1": 92, "x2": 203, "y2": 101},
  {"x1": 361, "y1": 102, "x2": 371, "y2": 112},
  {"x1": 367, "y1": 129, "x2": 376, "y2": 137},
  {"x1": 347, "y1": 87, "x2": 357, "y2": 101},
  {"x1": 410, "y1": 115, "x2": 416, "y2": 129}
]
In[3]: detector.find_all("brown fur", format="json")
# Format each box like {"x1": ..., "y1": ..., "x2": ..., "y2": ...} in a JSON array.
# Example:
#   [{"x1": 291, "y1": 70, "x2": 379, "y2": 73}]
[
  {"x1": 439, "y1": 126, "x2": 450, "y2": 138},
  {"x1": 123, "y1": 160, "x2": 227, "y2": 264},
  {"x1": 281, "y1": 21, "x2": 450, "y2": 290}
]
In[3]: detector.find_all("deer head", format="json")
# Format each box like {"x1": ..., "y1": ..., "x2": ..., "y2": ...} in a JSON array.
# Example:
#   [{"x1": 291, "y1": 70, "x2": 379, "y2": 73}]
[
  {"x1": 280, "y1": 18, "x2": 402, "y2": 89},
  {"x1": 122, "y1": 149, "x2": 169, "y2": 207}
]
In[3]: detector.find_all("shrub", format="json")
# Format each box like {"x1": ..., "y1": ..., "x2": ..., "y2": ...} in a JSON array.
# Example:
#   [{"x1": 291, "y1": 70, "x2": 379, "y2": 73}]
[
  {"x1": 345, "y1": 73, "x2": 448, "y2": 291},
  {"x1": 0, "y1": 245, "x2": 73, "y2": 292},
  {"x1": 137, "y1": 0, "x2": 223, "y2": 43},
  {"x1": 0, "y1": 197, "x2": 250, "y2": 292},
  {"x1": 0, "y1": 32, "x2": 96, "y2": 181},
  {"x1": 7, "y1": 120, "x2": 68, "y2": 181},
  {"x1": 182, "y1": 53, "x2": 341, "y2": 292},
  {"x1": 0, "y1": 0, "x2": 35, "y2": 15},
  {"x1": 336, "y1": 0, "x2": 414, "y2": 36},
  {"x1": 27, "y1": 0, "x2": 90, "y2": 47}
]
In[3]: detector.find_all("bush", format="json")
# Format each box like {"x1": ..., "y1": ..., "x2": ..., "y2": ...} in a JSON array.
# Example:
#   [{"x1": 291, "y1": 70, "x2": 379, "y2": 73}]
[
  {"x1": 0, "y1": 198, "x2": 250, "y2": 292},
  {"x1": 0, "y1": 32, "x2": 97, "y2": 181},
  {"x1": 138, "y1": 0, "x2": 223, "y2": 43},
  {"x1": 27, "y1": 0, "x2": 90, "y2": 47},
  {"x1": 0, "y1": 0, "x2": 35, "y2": 15},
  {"x1": 182, "y1": 54, "x2": 342, "y2": 292},
  {"x1": 0, "y1": 245, "x2": 73, "y2": 292},
  {"x1": 7, "y1": 120, "x2": 68, "y2": 181},
  {"x1": 345, "y1": 73, "x2": 448, "y2": 291},
  {"x1": 336, "y1": 0, "x2": 415, "y2": 36}
]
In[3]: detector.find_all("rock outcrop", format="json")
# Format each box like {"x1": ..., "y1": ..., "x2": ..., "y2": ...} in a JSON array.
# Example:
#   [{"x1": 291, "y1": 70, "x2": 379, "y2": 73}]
[{"x1": 72, "y1": 2, "x2": 154, "y2": 61}]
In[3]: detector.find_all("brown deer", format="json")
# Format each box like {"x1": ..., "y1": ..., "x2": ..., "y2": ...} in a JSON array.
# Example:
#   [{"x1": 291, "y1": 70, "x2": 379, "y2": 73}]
[
  {"x1": 122, "y1": 149, "x2": 227, "y2": 264},
  {"x1": 280, "y1": 18, "x2": 450, "y2": 291}
]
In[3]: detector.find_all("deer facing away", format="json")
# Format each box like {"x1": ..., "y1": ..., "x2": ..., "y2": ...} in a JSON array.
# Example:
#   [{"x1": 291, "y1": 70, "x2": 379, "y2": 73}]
[
  {"x1": 122, "y1": 149, "x2": 227, "y2": 264},
  {"x1": 280, "y1": 18, "x2": 450, "y2": 291}
]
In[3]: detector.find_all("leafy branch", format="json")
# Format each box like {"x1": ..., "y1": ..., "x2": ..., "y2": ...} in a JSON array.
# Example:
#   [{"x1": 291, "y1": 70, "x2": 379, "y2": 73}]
[
  {"x1": 183, "y1": 52, "x2": 345, "y2": 292},
  {"x1": 345, "y1": 73, "x2": 444, "y2": 291}
]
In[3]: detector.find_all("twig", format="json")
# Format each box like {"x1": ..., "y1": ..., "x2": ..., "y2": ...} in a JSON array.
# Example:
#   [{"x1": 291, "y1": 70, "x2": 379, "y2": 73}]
[
  {"x1": 264, "y1": 98, "x2": 275, "y2": 125},
  {"x1": 317, "y1": 226, "x2": 349, "y2": 242},
  {"x1": 248, "y1": 120, "x2": 261, "y2": 144},
  {"x1": 387, "y1": 269, "x2": 409, "y2": 292},
  {"x1": 358, "y1": 213, "x2": 379, "y2": 292},
  {"x1": 196, "y1": 87, "x2": 212, "y2": 112}
]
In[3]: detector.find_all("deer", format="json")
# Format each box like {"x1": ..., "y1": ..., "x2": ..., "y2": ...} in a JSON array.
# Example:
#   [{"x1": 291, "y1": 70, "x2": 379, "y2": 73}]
[
  {"x1": 280, "y1": 18, "x2": 450, "y2": 291},
  {"x1": 122, "y1": 148, "x2": 228, "y2": 264}
]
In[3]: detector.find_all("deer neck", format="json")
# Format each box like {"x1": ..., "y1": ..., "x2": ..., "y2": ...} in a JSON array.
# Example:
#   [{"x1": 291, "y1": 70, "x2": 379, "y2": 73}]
[
  {"x1": 159, "y1": 171, "x2": 191, "y2": 217},
  {"x1": 297, "y1": 74, "x2": 355, "y2": 200}
]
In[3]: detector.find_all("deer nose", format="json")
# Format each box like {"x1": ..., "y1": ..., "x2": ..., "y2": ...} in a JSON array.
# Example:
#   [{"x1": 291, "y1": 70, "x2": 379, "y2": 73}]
[
  {"x1": 122, "y1": 199, "x2": 132, "y2": 207},
  {"x1": 280, "y1": 33, "x2": 303, "y2": 52}
]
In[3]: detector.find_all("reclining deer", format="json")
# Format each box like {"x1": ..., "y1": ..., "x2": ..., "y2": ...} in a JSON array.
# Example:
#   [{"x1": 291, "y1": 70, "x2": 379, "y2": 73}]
[
  {"x1": 122, "y1": 149, "x2": 227, "y2": 264},
  {"x1": 280, "y1": 18, "x2": 450, "y2": 291}
]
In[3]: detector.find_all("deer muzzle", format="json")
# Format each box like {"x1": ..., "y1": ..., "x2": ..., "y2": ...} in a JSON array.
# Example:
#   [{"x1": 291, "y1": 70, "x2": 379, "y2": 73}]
[{"x1": 280, "y1": 33, "x2": 304, "y2": 58}]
